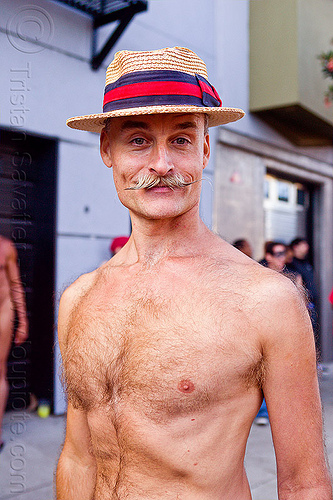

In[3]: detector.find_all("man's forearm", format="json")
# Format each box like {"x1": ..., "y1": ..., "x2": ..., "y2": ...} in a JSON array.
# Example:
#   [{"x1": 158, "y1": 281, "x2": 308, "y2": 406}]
[
  {"x1": 56, "y1": 451, "x2": 96, "y2": 500},
  {"x1": 10, "y1": 279, "x2": 27, "y2": 321},
  {"x1": 278, "y1": 483, "x2": 333, "y2": 500}
]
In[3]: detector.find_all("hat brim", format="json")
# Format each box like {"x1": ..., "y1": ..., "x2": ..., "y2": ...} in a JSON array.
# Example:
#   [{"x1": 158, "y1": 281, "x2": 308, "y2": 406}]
[{"x1": 66, "y1": 105, "x2": 245, "y2": 133}]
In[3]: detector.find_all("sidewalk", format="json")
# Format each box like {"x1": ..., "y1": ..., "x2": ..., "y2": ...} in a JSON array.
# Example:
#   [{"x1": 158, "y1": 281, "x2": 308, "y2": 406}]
[{"x1": 0, "y1": 364, "x2": 332, "y2": 500}]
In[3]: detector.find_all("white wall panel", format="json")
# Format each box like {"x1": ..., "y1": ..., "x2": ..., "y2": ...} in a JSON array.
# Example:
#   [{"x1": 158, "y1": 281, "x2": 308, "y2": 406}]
[
  {"x1": 1, "y1": 0, "x2": 92, "y2": 60},
  {"x1": 98, "y1": 0, "x2": 215, "y2": 69},
  {"x1": 57, "y1": 141, "x2": 130, "y2": 236},
  {"x1": 0, "y1": 33, "x2": 105, "y2": 141},
  {"x1": 55, "y1": 234, "x2": 115, "y2": 294}
]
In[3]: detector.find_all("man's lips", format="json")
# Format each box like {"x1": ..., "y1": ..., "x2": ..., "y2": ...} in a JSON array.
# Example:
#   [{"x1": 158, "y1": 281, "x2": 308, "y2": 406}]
[{"x1": 147, "y1": 185, "x2": 174, "y2": 192}]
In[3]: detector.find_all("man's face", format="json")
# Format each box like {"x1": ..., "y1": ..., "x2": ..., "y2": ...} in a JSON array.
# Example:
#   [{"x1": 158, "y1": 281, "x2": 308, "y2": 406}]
[
  {"x1": 293, "y1": 241, "x2": 309, "y2": 259},
  {"x1": 100, "y1": 113, "x2": 210, "y2": 220},
  {"x1": 266, "y1": 244, "x2": 286, "y2": 272}
]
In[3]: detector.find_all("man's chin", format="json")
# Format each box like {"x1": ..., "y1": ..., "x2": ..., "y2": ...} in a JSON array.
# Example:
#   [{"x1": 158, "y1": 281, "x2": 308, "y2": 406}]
[
  {"x1": 119, "y1": 192, "x2": 199, "y2": 221},
  {"x1": 128, "y1": 204, "x2": 187, "y2": 221},
  {"x1": 138, "y1": 210, "x2": 184, "y2": 221}
]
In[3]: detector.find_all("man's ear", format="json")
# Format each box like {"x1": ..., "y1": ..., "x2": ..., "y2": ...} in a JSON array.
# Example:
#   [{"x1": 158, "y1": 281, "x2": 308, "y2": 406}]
[
  {"x1": 100, "y1": 129, "x2": 112, "y2": 168},
  {"x1": 203, "y1": 133, "x2": 210, "y2": 170}
]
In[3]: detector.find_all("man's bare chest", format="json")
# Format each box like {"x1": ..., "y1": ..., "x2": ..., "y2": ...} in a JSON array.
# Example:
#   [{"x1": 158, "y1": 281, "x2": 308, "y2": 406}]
[{"x1": 63, "y1": 270, "x2": 263, "y2": 418}]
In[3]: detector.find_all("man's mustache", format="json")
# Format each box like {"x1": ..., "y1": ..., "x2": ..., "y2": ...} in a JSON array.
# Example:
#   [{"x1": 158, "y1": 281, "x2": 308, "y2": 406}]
[{"x1": 124, "y1": 173, "x2": 202, "y2": 190}]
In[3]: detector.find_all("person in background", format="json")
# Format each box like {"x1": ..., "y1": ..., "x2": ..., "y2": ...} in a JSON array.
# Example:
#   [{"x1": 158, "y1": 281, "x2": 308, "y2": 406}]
[
  {"x1": 285, "y1": 245, "x2": 294, "y2": 267},
  {"x1": 260, "y1": 241, "x2": 303, "y2": 287},
  {"x1": 283, "y1": 245, "x2": 303, "y2": 289},
  {"x1": 0, "y1": 235, "x2": 28, "y2": 450},
  {"x1": 232, "y1": 239, "x2": 253, "y2": 258},
  {"x1": 260, "y1": 241, "x2": 287, "y2": 272},
  {"x1": 110, "y1": 236, "x2": 130, "y2": 256},
  {"x1": 287, "y1": 238, "x2": 318, "y2": 350},
  {"x1": 257, "y1": 240, "x2": 272, "y2": 268},
  {"x1": 288, "y1": 238, "x2": 316, "y2": 300}
]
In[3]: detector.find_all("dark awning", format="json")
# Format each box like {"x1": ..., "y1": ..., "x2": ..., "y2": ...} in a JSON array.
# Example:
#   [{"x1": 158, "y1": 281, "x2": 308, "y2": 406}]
[{"x1": 53, "y1": 0, "x2": 148, "y2": 70}]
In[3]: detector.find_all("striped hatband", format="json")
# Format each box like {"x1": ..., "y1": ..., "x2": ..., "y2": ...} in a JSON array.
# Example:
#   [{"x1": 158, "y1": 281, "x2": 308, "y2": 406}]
[{"x1": 66, "y1": 47, "x2": 245, "y2": 133}]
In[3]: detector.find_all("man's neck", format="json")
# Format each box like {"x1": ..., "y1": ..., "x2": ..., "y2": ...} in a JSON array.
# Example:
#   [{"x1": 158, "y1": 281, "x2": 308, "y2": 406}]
[{"x1": 125, "y1": 205, "x2": 210, "y2": 265}]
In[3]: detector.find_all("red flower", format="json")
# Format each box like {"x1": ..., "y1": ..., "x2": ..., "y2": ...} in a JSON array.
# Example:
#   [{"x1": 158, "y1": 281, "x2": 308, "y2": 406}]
[
  {"x1": 326, "y1": 58, "x2": 333, "y2": 72},
  {"x1": 324, "y1": 95, "x2": 332, "y2": 108}
]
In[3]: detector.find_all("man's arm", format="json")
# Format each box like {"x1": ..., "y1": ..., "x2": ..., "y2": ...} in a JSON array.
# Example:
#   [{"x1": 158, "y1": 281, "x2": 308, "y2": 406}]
[
  {"x1": 56, "y1": 285, "x2": 97, "y2": 499},
  {"x1": 258, "y1": 274, "x2": 332, "y2": 499},
  {"x1": 5, "y1": 241, "x2": 28, "y2": 345},
  {"x1": 56, "y1": 403, "x2": 97, "y2": 499}
]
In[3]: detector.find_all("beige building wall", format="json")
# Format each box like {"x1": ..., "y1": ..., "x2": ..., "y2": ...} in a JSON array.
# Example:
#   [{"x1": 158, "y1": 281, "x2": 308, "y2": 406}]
[
  {"x1": 298, "y1": 0, "x2": 333, "y2": 123},
  {"x1": 250, "y1": 0, "x2": 299, "y2": 111},
  {"x1": 250, "y1": 0, "x2": 333, "y2": 127},
  {"x1": 213, "y1": 141, "x2": 265, "y2": 260}
]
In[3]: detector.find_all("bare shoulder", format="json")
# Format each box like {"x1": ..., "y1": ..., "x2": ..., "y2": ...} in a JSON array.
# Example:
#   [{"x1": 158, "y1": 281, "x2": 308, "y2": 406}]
[
  {"x1": 0, "y1": 236, "x2": 16, "y2": 257},
  {"x1": 207, "y1": 236, "x2": 266, "y2": 284},
  {"x1": 250, "y1": 265, "x2": 308, "y2": 317},
  {"x1": 61, "y1": 271, "x2": 97, "y2": 304},
  {"x1": 0, "y1": 235, "x2": 12, "y2": 246},
  {"x1": 247, "y1": 265, "x2": 313, "y2": 351},
  {"x1": 58, "y1": 270, "x2": 98, "y2": 347}
]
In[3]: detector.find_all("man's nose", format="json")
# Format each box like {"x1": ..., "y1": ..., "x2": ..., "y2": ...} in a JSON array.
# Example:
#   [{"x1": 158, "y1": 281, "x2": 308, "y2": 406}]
[{"x1": 149, "y1": 144, "x2": 174, "y2": 176}]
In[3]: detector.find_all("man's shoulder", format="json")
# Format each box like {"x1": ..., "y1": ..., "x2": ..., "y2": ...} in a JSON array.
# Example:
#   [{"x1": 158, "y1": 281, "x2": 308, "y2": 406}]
[
  {"x1": 0, "y1": 236, "x2": 16, "y2": 255},
  {"x1": 58, "y1": 270, "x2": 99, "y2": 345},
  {"x1": 62, "y1": 271, "x2": 97, "y2": 301},
  {"x1": 203, "y1": 241, "x2": 277, "y2": 291},
  {"x1": 248, "y1": 266, "x2": 308, "y2": 330},
  {"x1": 59, "y1": 270, "x2": 98, "y2": 316},
  {"x1": 215, "y1": 245, "x2": 302, "y2": 307},
  {"x1": 254, "y1": 265, "x2": 300, "y2": 296},
  {"x1": 208, "y1": 240, "x2": 261, "y2": 275},
  {"x1": 0, "y1": 235, "x2": 12, "y2": 245}
]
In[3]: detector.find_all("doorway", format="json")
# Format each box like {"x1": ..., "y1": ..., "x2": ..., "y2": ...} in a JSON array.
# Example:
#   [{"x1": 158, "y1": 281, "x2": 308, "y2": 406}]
[
  {"x1": 0, "y1": 129, "x2": 57, "y2": 411},
  {"x1": 263, "y1": 173, "x2": 313, "y2": 246}
]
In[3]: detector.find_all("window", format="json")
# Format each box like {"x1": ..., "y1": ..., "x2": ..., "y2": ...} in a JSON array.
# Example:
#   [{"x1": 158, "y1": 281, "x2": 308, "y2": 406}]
[
  {"x1": 296, "y1": 188, "x2": 305, "y2": 206},
  {"x1": 277, "y1": 181, "x2": 289, "y2": 202}
]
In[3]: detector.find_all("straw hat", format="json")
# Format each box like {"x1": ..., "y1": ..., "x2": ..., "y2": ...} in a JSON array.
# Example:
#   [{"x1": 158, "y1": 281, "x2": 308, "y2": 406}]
[{"x1": 66, "y1": 47, "x2": 245, "y2": 133}]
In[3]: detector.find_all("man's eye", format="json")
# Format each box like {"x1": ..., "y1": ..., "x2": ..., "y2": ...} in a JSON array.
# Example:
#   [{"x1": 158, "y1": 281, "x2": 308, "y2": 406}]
[
  {"x1": 132, "y1": 138, "x2": 146, "y2": 145},
  {"x1": 174, "y1": 137, "x2": 189, "y2": 145}
]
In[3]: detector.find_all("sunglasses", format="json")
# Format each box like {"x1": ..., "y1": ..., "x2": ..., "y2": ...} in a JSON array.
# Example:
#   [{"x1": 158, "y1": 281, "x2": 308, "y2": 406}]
[{"x1": 272, "y1": 251, "x2": 286, "y2": 258}]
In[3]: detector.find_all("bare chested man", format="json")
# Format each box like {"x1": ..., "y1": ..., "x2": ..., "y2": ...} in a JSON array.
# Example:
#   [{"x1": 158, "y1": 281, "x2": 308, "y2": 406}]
[
  {"x1": 0, "y1": 235, "x2": 28, "y2": 449},
  {"x1": 56, "y1": 47, "x2": 332, "y2": 499}
]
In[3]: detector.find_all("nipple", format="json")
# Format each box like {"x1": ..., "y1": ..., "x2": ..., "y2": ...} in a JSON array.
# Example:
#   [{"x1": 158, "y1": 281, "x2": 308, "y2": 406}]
[{"x1": 178, "y1": 379, "x2": 195, "y2": 394}]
